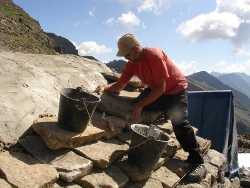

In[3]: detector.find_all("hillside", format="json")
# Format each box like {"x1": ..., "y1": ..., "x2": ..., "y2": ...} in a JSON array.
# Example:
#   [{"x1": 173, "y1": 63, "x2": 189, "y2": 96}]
[
  {"x1": 0, "y1": 0, "x2": 56, "y2": 54},
  {"x1": 45, "y1": 32, "x2": 79, "y2": 55},
  {"x1": 211, "y1": 72, "x2": 250, "y2": 98}
]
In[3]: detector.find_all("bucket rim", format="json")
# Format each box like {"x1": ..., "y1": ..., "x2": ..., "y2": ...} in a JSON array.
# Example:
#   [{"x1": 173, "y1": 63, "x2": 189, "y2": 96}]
[
  {"x1": 131, "y1": 124, "x2": 172, "y2": 143},
  {"x1": 60, "y1": 87, "x2": 101, "y2": 103}
]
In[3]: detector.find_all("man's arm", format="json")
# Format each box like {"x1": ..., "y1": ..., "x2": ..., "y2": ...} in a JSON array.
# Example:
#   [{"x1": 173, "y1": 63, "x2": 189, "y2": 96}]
[
  {"x1": 131, "y1": 78, "x2": 166, "y2": 119},
  {"x1": 94, "y1": 81, "x2": 127, "y2": 95}
]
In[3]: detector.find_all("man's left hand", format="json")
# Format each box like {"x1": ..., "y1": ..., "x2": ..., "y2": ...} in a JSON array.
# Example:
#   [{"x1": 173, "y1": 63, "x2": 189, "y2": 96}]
[{"x1": 130, "y1": 103, "x2": 143, "y2": 119}]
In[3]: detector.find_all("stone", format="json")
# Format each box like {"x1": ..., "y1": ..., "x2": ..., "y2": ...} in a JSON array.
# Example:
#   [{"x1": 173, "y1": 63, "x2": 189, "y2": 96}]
[
  {"x1": 75, "y1": 165, "x2": 129, "y2": 188},
  {"x1": 173, "y1": 149, "x2": 189, "y2": 161},
  {"x1": 96, "y1": 93, "x2": 133, "y2": 121},
  {"x1": 163, "y1": 140, "x2": 178, "y2": 158},
  {"x1": 91, "y1": 111, "x2": 125, "y2": 139},
  {"x1": 18, "y1": 135, "x2": 93, "y2": 182},
  {"x1": 204, "y1": 149, "x2": 227, "y2": 169},
  {"x1": 102, "y1": 72, "x2": 146, "y2": 88},
  {"x1": 125, "y1": 178, "x2": 163, "y2": 188},
  {"x1": 0, "y1": 178, "x2": 11, "y2": 188},
  {"x1": 73, "y1": 138, "x2": 129, "y2": 168},
  {"x1": 0, "y1": 151, "x2": 59, "y2": 187},
  {"x1": 116, "y1": 159, "x2": 153, "y2": 181},
  {"x1": 116, "y1": 129, "x2": 133, "y2": 145},
  {"x1": 196, "y1": 136, "x2": 211, "y2": 154},
  {"x1": 110, "y1": 90, "x2": 140, "y2": 104},
  {"x1": 164, "y1": 158, "x2": 190, "y2": 177},
  {"x1": 142, "y1": 110, "x2": 164, "y2": 124},
  {"x1": 32, "y1": 116, "x2": 105, "y2": 150},
  {"x1": 151, "y1": 166, "x2": 180, "y2": 188},
  {"x1": 155, "y1": 119, "x2": 174, "y2": 134}
]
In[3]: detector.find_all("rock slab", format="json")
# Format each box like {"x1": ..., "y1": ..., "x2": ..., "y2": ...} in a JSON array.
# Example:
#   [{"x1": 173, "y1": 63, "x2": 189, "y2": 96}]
[
  {"x1": 32, "y1": 117, "x2": 105, "y2": 150},
  {"x1": 0, "y1": 151, "x2": 59, "y2": 187}
]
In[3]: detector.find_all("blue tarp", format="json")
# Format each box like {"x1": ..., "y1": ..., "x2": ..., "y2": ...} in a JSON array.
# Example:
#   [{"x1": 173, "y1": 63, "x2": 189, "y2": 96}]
[{"x1": 188, "y1": 90, "x2": 239, "y2": 177}]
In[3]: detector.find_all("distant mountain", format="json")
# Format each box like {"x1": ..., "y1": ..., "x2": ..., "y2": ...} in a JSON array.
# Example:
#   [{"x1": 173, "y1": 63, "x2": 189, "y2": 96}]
[
  {"x1": 188, "y1": 71, "x2": 250, "y2": 107},
  {"x1": 218, "y1": 73, "x2": 250, "y2": 98},
  {"x1": 45, "y1": 32, "x2": 78, "y2": 55},
  {"x1": 210, "y1": 72, "x2": 250, "y2": 100},
  {"x1": 235, "y1": 72, "x2": 250, "y2": 84},
  {"x1": 106, "y1": 59, "x2": 126, "y2": 73},
  {"x1": 210, "y1": 71, "x2": 222, "y2": 77}
]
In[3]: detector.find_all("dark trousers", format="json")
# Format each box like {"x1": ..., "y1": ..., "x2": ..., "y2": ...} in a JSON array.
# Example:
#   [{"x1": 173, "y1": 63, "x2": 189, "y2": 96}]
[{"x1": 134, "y1": 88, "x2": 204, "y2": 164}]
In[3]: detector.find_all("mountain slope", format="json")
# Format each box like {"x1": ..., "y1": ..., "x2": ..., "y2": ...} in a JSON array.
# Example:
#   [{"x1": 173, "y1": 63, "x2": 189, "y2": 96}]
[
  {"x1": 45, "y1": 32, "x2": 78, "y2": 55},
  {"x1": 218, "y1": 73, "x2": 250, "y2": 98},
  {"x1": 0, "y1": 0, "x2": 56, "y2": 54},
  {"x1": 187, "y1": 71, "x2": 250, "y2": 107}
]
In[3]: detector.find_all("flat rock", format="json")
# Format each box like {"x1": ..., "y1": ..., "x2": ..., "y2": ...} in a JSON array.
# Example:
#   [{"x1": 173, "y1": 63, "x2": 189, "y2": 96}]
[
  {"x1": 111, "y1": 90, "x2": 140, "y2": 104},
  {"x1": 125, "y1": 178, "x2": 163, "y2": 188},
  {"x1": 75, "y1": 165, "x2": 129, "y2": 188},
  {"x1": 151, "y1": 166, "x2": 180, "y2": 188},
  {"x1": 0, "y1": 151, "x2": 59, "y2": 187},
  {"x1": 96, "y1": 93, "x2": 133, "y2": 121},
  {"x1": 91, "y1": 111, "x2": 125, "y2": 139},
  {"x1": 164, "y1": 158, "x2": 190, "y2": 177},
  {"x1": 19, "y1": 135, "x2": 93, "y2": 182},
  {"x1": 103, "y1": 72, "x2": 146, "y2": 88},
  {"x1": 32, "y1": 117, "x2": 105, "y2": 150},
  {"x1": 204, "y1": 149, "x2": 227, "y2": 169},
  {"x1": 155, "y1": 119, "x2": 173, "y2": 134},
  {"x1": 73, "y1": 138, "x2": 129, "y2": 168},
  {"x1": 0, "y1": 178, "x2": 11, "y2": 188},
  {"x1": 196, "y1": 136, "x2": 211, "y2": 154}
]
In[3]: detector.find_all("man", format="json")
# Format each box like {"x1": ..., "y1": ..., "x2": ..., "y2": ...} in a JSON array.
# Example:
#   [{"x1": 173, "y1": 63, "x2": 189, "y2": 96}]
[{"x1": 95, "y1": 33, "x2": 206, "y2": 181}]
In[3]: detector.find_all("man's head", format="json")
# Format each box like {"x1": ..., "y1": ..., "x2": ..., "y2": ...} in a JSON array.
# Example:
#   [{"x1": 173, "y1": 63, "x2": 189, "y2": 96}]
[{"x1": 116, "y1": 33, "x2": 140, "y2": 57}]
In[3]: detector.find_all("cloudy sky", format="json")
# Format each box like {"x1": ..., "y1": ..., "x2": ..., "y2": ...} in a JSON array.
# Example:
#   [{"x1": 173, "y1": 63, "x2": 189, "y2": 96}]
[{"x1": 13, "y1": 0, "x2": 250, "y2": 76}]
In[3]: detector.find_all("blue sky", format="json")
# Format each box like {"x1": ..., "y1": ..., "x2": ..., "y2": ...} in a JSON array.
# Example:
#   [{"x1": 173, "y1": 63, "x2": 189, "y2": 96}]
[{"x1": 13, "y1": 0, "x2": 250, "y2": 76}]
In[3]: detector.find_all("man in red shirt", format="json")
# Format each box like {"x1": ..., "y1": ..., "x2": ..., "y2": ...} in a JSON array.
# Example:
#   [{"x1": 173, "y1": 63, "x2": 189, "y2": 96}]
[{"x1": 95, "y1": 33, "x2": 206, "y2": 181}]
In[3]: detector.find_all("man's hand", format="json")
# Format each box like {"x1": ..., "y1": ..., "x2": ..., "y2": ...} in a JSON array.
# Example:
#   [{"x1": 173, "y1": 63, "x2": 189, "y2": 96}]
[
  {"x1": 130, "y1": 103, "x2": 143, "y2": 119},
  {"x1": 94, "y1": 86, "x2": 104, "y2": 95}
]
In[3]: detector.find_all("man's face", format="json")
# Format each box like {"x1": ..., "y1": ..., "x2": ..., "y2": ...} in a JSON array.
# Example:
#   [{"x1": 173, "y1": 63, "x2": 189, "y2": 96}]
[{"x1": 124, "y1": 46, "x2": 139, "y2": 63}]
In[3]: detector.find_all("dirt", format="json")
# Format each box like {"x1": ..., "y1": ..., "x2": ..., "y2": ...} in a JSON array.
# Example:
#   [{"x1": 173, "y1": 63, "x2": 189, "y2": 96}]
[{"x1": 238, "y1": 132, "x2": 250, "y2": 153}]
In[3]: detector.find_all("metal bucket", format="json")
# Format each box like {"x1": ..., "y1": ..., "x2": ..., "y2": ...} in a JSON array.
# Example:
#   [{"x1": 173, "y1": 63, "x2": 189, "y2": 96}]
[
  {"x1": 128, "y1": 124, "x2": 172, "y2": 172},
  {"x1": 58, "y1": 87, "x2": 100, "y2": 132}
]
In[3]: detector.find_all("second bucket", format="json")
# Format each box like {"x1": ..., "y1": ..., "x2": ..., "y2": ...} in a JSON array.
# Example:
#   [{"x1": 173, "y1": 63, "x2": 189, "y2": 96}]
[
  {"x1": 58, "y1": 87, "x2": 101, "y2": 132},
  {"x1": 128, "y1": 124, "x2": 172, "y2": 172}
]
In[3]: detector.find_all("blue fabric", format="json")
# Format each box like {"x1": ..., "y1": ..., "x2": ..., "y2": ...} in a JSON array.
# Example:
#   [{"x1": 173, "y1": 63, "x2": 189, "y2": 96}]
[{"x1": 188, "y1": 90, "x2": 239, "y2": 176}]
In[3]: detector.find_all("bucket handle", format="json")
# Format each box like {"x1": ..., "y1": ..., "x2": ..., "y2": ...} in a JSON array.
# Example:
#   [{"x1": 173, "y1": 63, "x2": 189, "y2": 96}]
[{"x1": 75, "y1": 87, "x2": 93, "y2": 123}]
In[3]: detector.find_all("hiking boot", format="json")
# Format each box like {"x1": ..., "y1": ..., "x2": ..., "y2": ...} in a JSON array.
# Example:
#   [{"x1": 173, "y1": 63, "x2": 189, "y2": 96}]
[{"x1": 186, "y1": 164, "x2": 207, "y2": 182}]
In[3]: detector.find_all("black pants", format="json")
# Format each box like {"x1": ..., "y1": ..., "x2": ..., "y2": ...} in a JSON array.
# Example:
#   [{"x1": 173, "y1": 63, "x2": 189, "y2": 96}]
[{"x1": 134, "y1": 88, "x2": 204, "y2": 164}]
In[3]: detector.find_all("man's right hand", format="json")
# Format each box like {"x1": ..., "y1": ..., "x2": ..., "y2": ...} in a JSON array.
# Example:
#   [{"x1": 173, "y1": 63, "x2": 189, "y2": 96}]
[{"x1": 94, "y1": 86, "x2": 104, "y2": 95}]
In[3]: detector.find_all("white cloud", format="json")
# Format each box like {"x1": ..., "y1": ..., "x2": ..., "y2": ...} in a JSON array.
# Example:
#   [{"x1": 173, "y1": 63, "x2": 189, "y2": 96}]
[
  {"x1": 103, "y1": 18, "x2": 115, "y2": 26},
  {"x1": 103, "y1": 11, "x2": 142, "y2": 31},
  {"x1": 137, "y1": 0, "x2": 171, "y2": 15},
  {"x1": 177, "y1": 12, "x2": 241, "y2": 43},
  {"x1": 118, "y1": 0, "x2": 171, "y2": 15},
  {"x1": 76, "y1": 41, "x2": 112, "y2": 56},
  {"x1": 215, "y1": 60, "x2": 250, "y2": 75},
  {"x1": 89, "y1": 7, "x2": 97, "y2": 17},
  {"x1": 216, "y1": 61, "x2": 228, "y2": 67},
  {"x1": 73, "y1": 20, "x2": 80, "y2": 27},
  {"x1": 177, "y1": 0, "x2": 250, "y2": 55},
  {"x1": 174, "y1": 60, "x2": 197, "y2": 76},
  {"x1": 118, "y1": 11, "x2": 140, "y2": 28}
]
